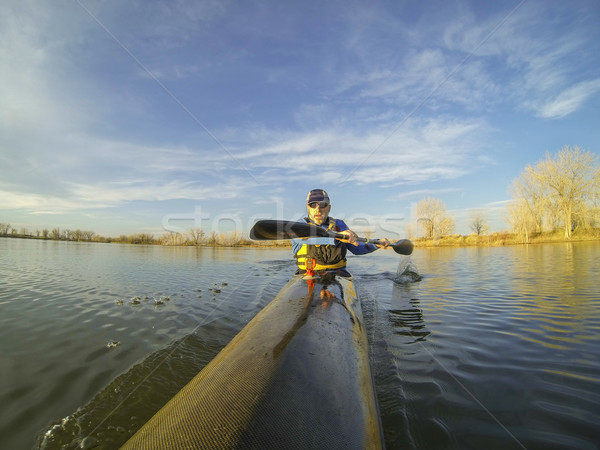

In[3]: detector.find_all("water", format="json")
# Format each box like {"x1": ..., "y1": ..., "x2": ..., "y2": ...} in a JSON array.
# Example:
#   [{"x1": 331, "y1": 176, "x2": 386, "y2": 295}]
[
  {"x1": 366, "y1": 245, "x2": 600, "y2": 449},
  {"x1": 0, "y1": 239, "x2": 598, "y2": 449}
]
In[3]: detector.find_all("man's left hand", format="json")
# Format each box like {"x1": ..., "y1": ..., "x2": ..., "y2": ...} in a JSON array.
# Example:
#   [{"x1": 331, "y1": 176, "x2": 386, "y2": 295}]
[{"x1": 376, "y1": 238, "x2": 391, "y2": 248}]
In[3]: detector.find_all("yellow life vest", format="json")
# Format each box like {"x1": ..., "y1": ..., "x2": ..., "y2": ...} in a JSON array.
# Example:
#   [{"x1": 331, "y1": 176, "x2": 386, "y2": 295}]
[{"x1": 295, "y1": 219, "x2": 347, "y2": 271}]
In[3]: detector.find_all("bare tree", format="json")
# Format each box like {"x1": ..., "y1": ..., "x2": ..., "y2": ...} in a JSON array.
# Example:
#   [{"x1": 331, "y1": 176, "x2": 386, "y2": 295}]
[
  {"x1": 0, "y1": 223, "x2": 11, "y2": 235},
  {"x1": 469, "y1": 210, "x2": 489, "y2": 236},
  {"x1": 509, "y1": 146, "x2": 599, "y2": 239},
  {"x1": 511, "y1": 165, "x2": 546, "y2": 234},
  {"x1": 507, "y1": 199, "x2": 536, "y2": 243},
  {"x1": 208, "y1": 231, "x2": 219, "y2": 246},
  {"x1": 536, "y1": 146, "x2": 599, "y2": 238},
  {"x1": 416, "y1": 197, "x2": 455, "y2": 238},
  {"x1": 188, "y1": 227, "x2": 205, "y2": 245},
  {"x1": 439, "y1": 215, "x2": 456, "y2": 236},
  {"x1": 228, "y1": 230, "x2": 243, "y2": 246},
  {"x1": 217, "y1": 232, "x2": 236, "y2": 246},
  {"x1": 579, "y1": 202, "x2": 600, "y2": 229}
]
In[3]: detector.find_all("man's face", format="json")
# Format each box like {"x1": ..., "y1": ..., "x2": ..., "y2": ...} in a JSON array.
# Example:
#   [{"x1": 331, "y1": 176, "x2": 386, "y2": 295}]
[{"x1": 307, "y1": 201, "x2": 331, "y2": 225}]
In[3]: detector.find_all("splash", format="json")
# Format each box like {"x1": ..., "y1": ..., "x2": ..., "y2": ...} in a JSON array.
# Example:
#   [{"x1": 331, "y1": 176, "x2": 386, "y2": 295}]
[{"x1": 394, "y1": 257, "x2": 422, "y2": 284}]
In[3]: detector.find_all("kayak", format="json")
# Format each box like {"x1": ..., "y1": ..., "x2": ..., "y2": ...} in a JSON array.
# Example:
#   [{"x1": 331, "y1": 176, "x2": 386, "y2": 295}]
[{"x1": 122, "y1": 270, "x2": 385, "y2": 449}]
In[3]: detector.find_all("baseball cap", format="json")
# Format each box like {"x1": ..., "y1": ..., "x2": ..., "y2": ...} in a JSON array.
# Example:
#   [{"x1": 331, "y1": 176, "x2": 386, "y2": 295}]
[{"x1": 306, "y1": 189, "x2": 330, "y2": 204}]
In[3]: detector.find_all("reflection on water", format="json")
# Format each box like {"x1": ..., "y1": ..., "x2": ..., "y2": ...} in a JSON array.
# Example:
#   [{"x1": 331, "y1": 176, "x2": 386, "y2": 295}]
[
  {"x1": 0, "y1": 239, "x2": 599, "y2": 449},
  {"x1": 388, "y1": 304, "x2": 430, "y2": 344}
]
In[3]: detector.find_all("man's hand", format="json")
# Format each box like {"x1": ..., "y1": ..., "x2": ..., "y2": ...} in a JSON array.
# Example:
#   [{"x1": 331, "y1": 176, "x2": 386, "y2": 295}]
[
  {"x1": 376, "y1": 238, "x2": 391, "y2": 249},
  {"x1": 339, "y1": 229, "x2": 359, "y2": 246}
]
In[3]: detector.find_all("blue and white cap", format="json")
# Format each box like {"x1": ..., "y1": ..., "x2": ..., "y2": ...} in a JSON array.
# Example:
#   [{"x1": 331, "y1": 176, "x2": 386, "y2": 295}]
[{"x1": 306, "y1": 189, "x2": 330, "y2": 204}]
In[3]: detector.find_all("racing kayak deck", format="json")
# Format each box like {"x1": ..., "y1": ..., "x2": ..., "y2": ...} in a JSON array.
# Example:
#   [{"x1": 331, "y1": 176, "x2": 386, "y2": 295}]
[{"x1": 122, "y1": 270, "x2": 384, "y2": 449}]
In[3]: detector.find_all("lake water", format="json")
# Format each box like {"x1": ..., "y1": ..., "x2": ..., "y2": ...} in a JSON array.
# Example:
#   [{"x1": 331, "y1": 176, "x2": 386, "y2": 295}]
[{"x1": 0, "y1": 238, "x2": 598, "y2": 449}]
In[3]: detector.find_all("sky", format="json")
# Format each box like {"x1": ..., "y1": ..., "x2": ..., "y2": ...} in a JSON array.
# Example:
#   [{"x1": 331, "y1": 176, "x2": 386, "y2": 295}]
[{"x1": 1, "y1": 0, "x2": 599, "y2": 239}]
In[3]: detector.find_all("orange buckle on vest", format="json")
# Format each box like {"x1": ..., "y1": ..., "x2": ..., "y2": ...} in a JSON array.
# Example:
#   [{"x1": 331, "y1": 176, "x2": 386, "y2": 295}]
[{"x1": 304, "y1": 258, "x2": 316, "y2": 279}]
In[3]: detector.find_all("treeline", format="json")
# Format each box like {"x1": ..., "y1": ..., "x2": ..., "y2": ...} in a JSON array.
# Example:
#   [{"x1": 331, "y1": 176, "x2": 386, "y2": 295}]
[
  {"x1": 156, "y1": 229, "x2": 289, "y2": 247},
  {"x1": 0, "y1": 224, "x2": 290, "y2": 247},
  {"x1": 410, "y1": 146, "x2": 599, "y2": 244},
  {"x1": 0, "y1": 225, "x2": 97, "y2": 242}
]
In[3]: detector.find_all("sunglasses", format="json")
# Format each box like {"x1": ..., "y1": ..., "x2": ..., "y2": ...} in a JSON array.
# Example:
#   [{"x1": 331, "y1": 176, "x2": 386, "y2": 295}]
[{"x1": 308, "y1": 201, "x2": 330, "y2": 209}]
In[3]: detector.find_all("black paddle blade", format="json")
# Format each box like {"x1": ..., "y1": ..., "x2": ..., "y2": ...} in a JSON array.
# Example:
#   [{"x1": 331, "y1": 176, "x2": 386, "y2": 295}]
[
  {"x1": 250, "y1": 220, "x2": 330, "y2": 240},
  {"x1": 391, "y1": 239, "x2": 414, "y2": 255}
]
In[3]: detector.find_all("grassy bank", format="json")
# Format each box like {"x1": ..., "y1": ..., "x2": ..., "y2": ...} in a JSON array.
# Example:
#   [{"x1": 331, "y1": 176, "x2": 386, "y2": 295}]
[{"x1": 413, "y1": 229, "x2": 600, "y2": 248}]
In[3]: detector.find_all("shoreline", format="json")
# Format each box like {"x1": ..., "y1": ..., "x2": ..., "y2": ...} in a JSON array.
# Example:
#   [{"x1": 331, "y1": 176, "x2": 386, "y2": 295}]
[
  {"x1": 3, "y1": 230, "x2": 600, "y2": 249},
  {"x1": 412, "y1": 230, "x2": 600, "y2": 248}
]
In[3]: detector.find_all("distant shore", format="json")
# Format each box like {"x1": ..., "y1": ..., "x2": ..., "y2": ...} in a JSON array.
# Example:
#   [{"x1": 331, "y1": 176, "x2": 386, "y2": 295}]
[
  {"x1": 2, "y1": 229, "x2": 599, "y2": 248},
  {"x1": 412, "y1": 229, "x2": 600, "y2": 248}
]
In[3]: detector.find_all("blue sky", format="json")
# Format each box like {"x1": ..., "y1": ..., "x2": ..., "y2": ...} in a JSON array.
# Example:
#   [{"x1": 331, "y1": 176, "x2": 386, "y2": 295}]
[{"x1": 1, "y1": 0, "x2": 599, "y2": 239}]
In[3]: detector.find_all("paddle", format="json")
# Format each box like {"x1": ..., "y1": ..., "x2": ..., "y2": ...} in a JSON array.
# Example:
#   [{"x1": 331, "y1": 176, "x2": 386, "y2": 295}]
[{"x1": 250, "y1": 220, "x2": 414, "y2": 255}]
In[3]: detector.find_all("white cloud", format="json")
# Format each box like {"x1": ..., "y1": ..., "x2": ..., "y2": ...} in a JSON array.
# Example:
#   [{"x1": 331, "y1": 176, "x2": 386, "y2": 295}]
[
  {"x1": 405, "y1": 2, "x2": 599, "y2": 119},
  {"x1": 0, "y1": 176, "x2": 249, "y2": 215},
  {"x1": 0, "y1": 189, "x2": 107, "y2": 214},
  {"x1": 232, "y1": 116, "x2": 490, "y2": 188},
  {"x1": 538, "y1": 79, "x2": 600, "y2": 119},
  {"x1": 70, "y1": 178, "x2": 245, "y2": 204}
]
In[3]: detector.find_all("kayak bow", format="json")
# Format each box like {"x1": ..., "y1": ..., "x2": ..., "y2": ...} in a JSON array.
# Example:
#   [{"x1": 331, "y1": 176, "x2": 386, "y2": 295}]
[{"x1": 122, "y1": 271, "x2": 384, "y2": 449}]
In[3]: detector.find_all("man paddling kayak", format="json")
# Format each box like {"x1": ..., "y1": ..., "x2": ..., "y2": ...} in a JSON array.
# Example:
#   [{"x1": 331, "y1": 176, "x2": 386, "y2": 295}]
[{"x1": 292, "y1": 189, "x2": 390, "y2": 272}]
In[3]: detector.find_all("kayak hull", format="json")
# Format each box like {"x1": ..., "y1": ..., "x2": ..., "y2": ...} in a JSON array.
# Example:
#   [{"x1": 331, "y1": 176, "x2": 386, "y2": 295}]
[{"x1": 122, "y1": 271, "x2": 384, "y2": 449}]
